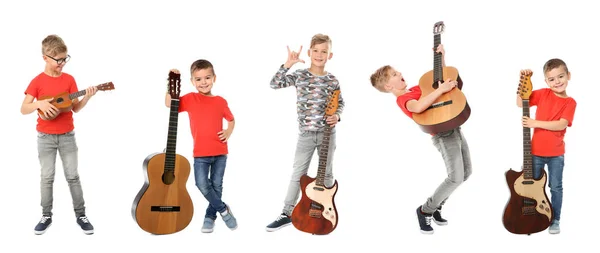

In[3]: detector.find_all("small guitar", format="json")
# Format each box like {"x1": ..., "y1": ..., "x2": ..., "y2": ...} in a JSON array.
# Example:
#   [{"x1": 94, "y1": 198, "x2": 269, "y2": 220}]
[
  {"x1": 291, "y1": 90, "x2": 340, "y2": 235},
  {"x1": 502, "y1": 73, "x2": 553, "y2": 235},
  {"x1": 37, "y1": 82, "x2": 115, "y2": 120},
  {"x1": 413, "y1": 21, "x2": 470, "y2": 134},
  {"x1": 131, "y1": 71, "x2": 194, "y2": 235}
]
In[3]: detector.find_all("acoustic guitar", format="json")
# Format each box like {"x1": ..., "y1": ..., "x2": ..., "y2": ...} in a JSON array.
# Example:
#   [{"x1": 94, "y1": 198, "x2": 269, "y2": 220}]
[
  {"x1": 413, "y1": 21, "x2": 470, "y2": 134},
  {"x1": 37, "y1": 82, "x2": 115, "y2": 120},
  {"x1": 131, "y1": 71, "x2": 194, "y2": 235},
  {"x1": 291, "y1": 89, "x2": 340, "y2": 235},
  {"x1": 502, "y1": 73, "x2": 553, "y2": 235}
]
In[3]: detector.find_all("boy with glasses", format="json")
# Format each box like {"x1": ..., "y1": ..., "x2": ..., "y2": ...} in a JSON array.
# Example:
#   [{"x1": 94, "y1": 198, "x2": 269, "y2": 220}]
[{"x1": 20, "y1": 34, "x2": 97, "y2": 235}]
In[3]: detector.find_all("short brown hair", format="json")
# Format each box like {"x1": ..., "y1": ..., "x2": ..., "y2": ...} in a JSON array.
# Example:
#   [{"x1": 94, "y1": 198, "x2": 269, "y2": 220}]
[
  {"x1": 543, "y1": 58, "x2": 569, "y2": 74},
  {"x1": 42, "y1": 35, "x2": 67, "y2": 56},
  {"x1": 370, "y1": 65, "x2": 393, "y2": 93},
  {"x1": 310, "y1": 34, "x2": 332, "y2": 49},
  {"x1": 190, "y1": 59, "x2": 215, "y2": 76}
]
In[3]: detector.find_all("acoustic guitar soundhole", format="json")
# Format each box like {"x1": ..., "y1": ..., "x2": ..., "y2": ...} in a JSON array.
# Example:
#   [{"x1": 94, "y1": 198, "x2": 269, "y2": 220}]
[
  {"x1": 162, "y1": 171, "x2": 175, "y2": 185},
  {"x1": 56, "y1": 97, "x2": 64, "y2": 103}
]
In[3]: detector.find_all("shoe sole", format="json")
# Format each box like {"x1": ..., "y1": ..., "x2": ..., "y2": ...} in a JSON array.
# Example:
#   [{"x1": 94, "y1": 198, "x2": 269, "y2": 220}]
[
  {"x1": 265, "y1": 222, "x2": 290, "y2": 232},
  {"x1": 201, "y1": 228, "x2": 214, "y2": 233},
  {"x1": 34, "y1": 224, "x2": 52, "y2": 235},
  {"x1": 434, "y1": 220, "x2": 448, "y2": 226},
  {"x1": 420, "y1": 230, "x2": 434, "y2": 234},
  {"x1": 549, "y1": 230, "x2": 560, "y2": 234},
  {"x1": 83, "y1": 230, "x2": 94, "y2": 235}
]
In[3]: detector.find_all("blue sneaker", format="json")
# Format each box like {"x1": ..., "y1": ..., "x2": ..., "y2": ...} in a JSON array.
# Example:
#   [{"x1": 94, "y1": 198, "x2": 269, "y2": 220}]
[
  {"x1": 549, "y1": 220, "x2": 560, "y2": 234},
  {"x1": 77, "y1": 216, "x2": 94, "y2": 235},
  {"x1": 201, "y1": 217, "x2": 215, "y2": 233},
  {"x1": 220, "y1": 204, "x2": 237, "y2": 230},
  {"x1": 266, "y1": 213, "x2": 291, "y2": 232},
  {"x1": 34, "y1": 216, "x2": 52, "y2": 235},
  {"x1": 416, "y1": 206, "x2": 434, "y2": 234}
]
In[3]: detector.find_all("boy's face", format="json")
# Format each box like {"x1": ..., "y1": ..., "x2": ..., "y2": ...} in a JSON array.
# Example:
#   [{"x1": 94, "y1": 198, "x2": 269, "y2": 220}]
[
  {"x1": 308, "y1": 42, "x2": 332, "y2": 67},
  {"x1": 384, "y1": 68, "x2": 406, "y2": 91},
  {"x1": 191, "y1": 68, "x2": 216, "y2": 95},
  {"x1": 43, "y1": 52, "x2": 69, "y2": 73},
  {"x1": 544, "y1": 66, "x2": 570, "y2": 94}
]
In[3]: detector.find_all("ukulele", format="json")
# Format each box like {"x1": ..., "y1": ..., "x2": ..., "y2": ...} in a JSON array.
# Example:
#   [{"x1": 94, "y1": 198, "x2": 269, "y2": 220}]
[
  {"x1": 131, "y1": 71, "x2": 194, "y2": 235},
  {"x1": 502, "y1": 73, "x2": 553, "y2": 235},
  {"x1": 291, "y1": 90, "x2": 340, "y2": 235},
  {"x1": 37, "y1": 82, "x2": 115, "y2": 120},
  {"x1": 412, "y1": 21, "x2": 470, "y2": 134}
]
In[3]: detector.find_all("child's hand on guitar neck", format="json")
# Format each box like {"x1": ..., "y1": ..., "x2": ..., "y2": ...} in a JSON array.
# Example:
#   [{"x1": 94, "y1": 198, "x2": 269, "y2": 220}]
[
  {"x1": 516, "y1": 69, "x2": 533, "y2": 94},
  {"x1": 438, "y1": 78, "x2": 457, "y2": 93},
  {"x1": 434, "y1": 44, "x2": 445, "y2": 55},
  {"x1": 37, "y1": 98, "x2": 58, "y2": 119},
  {"x1": 83, "y1": 86, "x2": 98, "y2": 100}
]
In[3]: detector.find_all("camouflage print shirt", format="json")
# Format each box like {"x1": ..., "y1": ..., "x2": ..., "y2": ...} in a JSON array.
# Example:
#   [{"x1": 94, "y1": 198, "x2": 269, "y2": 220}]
[{"x1": 270, "y1": 65, "x2": 345, "y2": 131}]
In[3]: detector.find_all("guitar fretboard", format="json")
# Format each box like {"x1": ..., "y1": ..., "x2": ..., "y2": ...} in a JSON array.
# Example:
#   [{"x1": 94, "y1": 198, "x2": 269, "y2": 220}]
[
  {"x1": 522, "y1": 100, "x2": 533, "y2": 179},
  {"x1": 316, "y1": 125, "x2": 333, "y2": 187},
  {"x1": 433, "y1": 34, "x2": 443, "y2": 83},
  {"x1": 68, "y1": 90, "x2": 87, "y2": 100},
  {"x1": 164, "y1": 99, "x2": 180, "y2": 171}
]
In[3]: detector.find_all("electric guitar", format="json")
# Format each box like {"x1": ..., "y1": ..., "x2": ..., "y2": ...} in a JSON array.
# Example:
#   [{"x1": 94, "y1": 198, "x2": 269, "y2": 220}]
[
  {"x1": 502, "y1": 73, "x2": 553, "y2": 235},
  {"x1": 291, "y1": 89, "x2": 340, "y2": 235},
  {"x1": 131, "y1": 71, "x2": 194, "y2": 235},
  {"x1": 413, "y1": 21, "x2": 470, "y2": 134},
  {"x1": 37, "y1": 82, "x2": 115, "y2": 120}
]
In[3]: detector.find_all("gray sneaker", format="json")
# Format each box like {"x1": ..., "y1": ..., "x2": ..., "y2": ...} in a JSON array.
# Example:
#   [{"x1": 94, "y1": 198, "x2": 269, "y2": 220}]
[
  {"x1": 220, "y1": 204, "x2": 237, "y2": 230},
  {"x1": 549, "y1": 221, "x2": 560, "y2": 234},
  {"x1": 201, "y1": 217, "x2": 215, "y2": 233}
]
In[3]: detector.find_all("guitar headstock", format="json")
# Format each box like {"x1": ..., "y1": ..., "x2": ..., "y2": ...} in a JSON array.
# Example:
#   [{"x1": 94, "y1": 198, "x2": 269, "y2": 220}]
[
  {"x1": 97, "y1": 82, "x2": 115, "y2": 91},
  {"x1": 168, "y1": 71, "x2": 182, "y2": 99},
  {"x1": 325, "y1": 90, "x2": 341, "y2": 116},
  {"x1": 433, "y1": 21, "x2": 445, "y2": 35},
  {"x1": 518, "y1": 73, "x2": 533, "y2": 100}
]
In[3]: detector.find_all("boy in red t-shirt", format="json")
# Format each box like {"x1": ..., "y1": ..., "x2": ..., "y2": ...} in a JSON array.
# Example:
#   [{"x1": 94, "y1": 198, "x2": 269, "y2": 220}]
[
  {"x1": 516, "y1": 59, "x2": 577, "y2": 235},
  {"x1": 165, "y1": 60, "x2": 237, "y2": 233},
  {"x1": 370, "y1": 44, "x2": 472, "y2": 234},
  {"x1": 21, "y1": 35, "x2": 97, "y2": 235}
]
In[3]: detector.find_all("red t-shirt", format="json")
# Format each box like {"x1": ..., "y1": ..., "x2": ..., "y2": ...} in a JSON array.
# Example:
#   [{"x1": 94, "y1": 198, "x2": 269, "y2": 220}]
[
  {"x1": 24, "y1": 72, "x2": 78, "y2": 134},
  {"x1": 529, "y1": 88, "x2": 576, "y2": 156},
  {"x1": 179, "y1": 93, "x2": 234, "y2": 157},
  {"x1": 396, "y1": 85, "x2": 422, "y2": 118}
]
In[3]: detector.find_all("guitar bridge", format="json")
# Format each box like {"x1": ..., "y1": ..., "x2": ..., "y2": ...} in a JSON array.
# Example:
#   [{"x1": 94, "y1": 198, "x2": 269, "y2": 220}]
[
  {"x1": 150, "y1": 206, "x2": 180, "y2": 212},
  {"x1": 426, "y1": 100, "x2": 453, "y2": 110}
]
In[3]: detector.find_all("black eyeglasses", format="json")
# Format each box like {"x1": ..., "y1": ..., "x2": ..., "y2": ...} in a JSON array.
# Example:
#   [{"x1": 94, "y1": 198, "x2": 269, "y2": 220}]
[{"x1": 46, "y1": 54, "x2": 71, "y2": 65}]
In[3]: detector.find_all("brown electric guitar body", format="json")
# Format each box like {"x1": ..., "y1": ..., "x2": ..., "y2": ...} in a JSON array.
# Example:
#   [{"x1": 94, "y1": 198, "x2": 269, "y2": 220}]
[
  {"x1": 502, "y1": 73, "x2": 553, "y2": 235},
  {"x1": 291, "y1": 90, "x2": 340, "y2": 235},
  {"x1": 37, "y1": 82, "x2": 114, "y2": 120},
  {"x1": 132, "y1": 71, "x2": 194, "y2": 235},
  {"x1": 412, "y1": 21, "x2": 470, "y2": 134}
]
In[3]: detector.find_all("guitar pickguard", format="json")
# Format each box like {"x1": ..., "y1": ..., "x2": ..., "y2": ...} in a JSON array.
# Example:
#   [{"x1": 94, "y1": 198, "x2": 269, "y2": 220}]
[
  {"x1": 513, "y1": 173, "x2": 552, "y2": 221},
  {"x1": 305, "y1": 181, "x2": 337, "y2": 227}
]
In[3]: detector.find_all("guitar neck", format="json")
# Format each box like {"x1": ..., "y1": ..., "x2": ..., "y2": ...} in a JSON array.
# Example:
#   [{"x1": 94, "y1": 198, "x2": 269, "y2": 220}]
[
  {"x1": 316, "y1": 125, "x2": 333, "y2": 187},
  {"x1": 433, "y1": 34, "x2": 443, "y2": 82},
  {"x1": 164, "y1": 99, "x2": 180, "y2": 172},
  {"x1": 522, "y1": 100, "x2": 533, "y2": 179},
  {"x1": 67, "y1": 84, "x2": 105, "y2": 100}
]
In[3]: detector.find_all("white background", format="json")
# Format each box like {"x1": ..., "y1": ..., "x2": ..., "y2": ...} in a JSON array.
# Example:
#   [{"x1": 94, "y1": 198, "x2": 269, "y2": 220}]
[{"x1": 1, "y1": 0, "x2": 597, "y2": 252}]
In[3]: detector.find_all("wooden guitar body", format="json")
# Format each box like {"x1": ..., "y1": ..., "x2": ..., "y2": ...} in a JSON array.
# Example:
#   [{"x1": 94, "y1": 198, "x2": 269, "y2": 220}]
[
  {"x1": 132, "y1": 152, "x2": 194, "y2": 235},
  {"x1": 291, "y1": 174, "x2": 338, "y2": 235},
  {"x1": 413, "y1": 66, "x2": 470, "y2": 134},
  {"x1": 291, "y1": 89, "x2": 341, "y2": 235},
  {"x1": 502, "y1": 72, "x2": 553, "y2": 235},
  {"x1": 131, "y1": 72, "x2": 193, "y2": 235},
  {"x1": 503, "y1": 168, "x2": 552, "y2": 234}
]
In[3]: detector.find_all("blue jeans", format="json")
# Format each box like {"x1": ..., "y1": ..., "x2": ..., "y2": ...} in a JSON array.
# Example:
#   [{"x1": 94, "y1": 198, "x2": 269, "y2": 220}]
[
  {"x1": 194, "y1": 155, "x2": 227, "y2": 220},
  {"x1": 533, "y1": 155, "x2": 564, "y2": 222}
]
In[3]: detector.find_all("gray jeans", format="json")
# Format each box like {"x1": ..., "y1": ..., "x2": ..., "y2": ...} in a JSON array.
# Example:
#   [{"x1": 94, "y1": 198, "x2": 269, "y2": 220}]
[
  {"x1": 37, "y1": 131, "x2": 86, "y2": 217},
  {"x1": 282, "y1": 129, "x2": 336, "y2": 216},
  {"x1": 421, "y1": 127, "x2": 472, "y2": 214}
]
